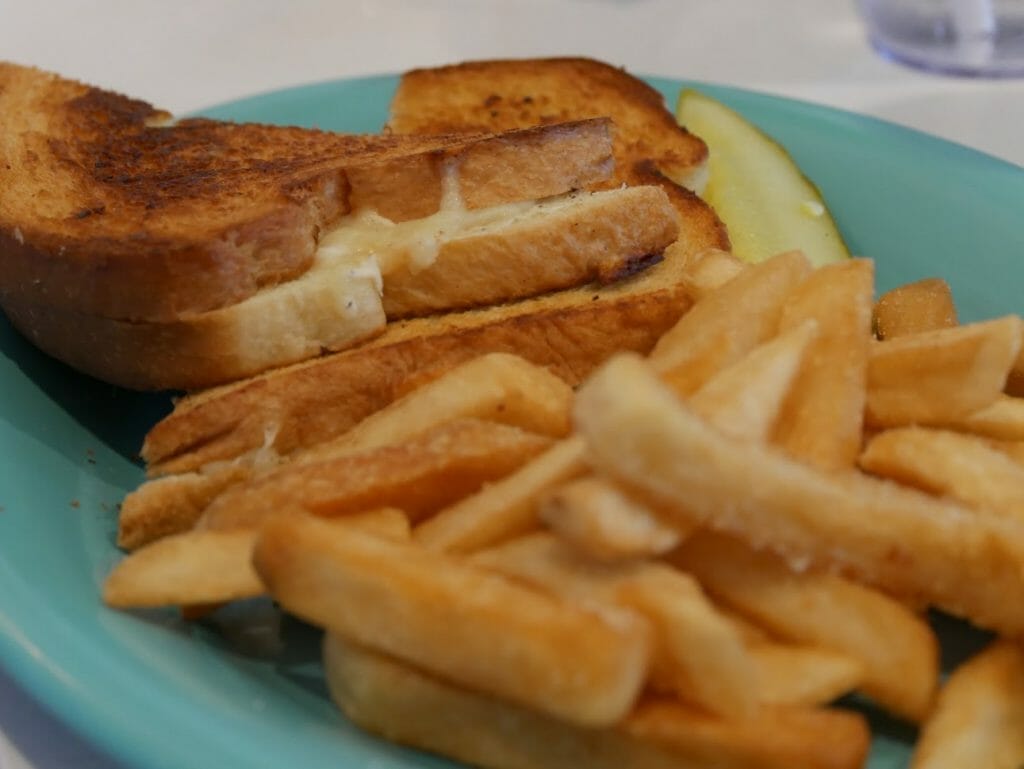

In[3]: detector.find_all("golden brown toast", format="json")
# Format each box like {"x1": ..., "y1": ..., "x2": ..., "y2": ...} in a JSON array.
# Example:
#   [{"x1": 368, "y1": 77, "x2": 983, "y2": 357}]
[
  {"x1": 388, "y1": 58, "x2": 727, "y2": 250},
  {"x1": 389, "y1": 57, "x2": 707, "y2": 190},
  {"x1": 141, "y1": 242, "x2": 707, "y2": 476},
  {"x1": 0, "y1": 62, "x2": 617, "y2": 322}
]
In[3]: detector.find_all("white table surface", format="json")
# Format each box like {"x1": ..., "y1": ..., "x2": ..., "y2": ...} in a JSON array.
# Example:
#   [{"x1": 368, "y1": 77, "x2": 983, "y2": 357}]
[{"x1": 1, "y1": 1, "x2": 1022, "y2": 767}]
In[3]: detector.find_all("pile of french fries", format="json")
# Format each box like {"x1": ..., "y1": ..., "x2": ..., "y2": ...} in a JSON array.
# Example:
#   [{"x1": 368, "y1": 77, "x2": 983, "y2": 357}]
[{"x1": 104, "y1": 248, "x2": 1024, "y2": 769}]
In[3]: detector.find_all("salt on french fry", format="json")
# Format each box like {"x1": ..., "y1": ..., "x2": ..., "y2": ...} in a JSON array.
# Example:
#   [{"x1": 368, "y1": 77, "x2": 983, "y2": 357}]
[
  {"x1": 471, "y1": 532, "x2": 757, "y2": 719},
  {"x1": 688, "y1": 319, "x2": 818, "y2": 442},
  {"x1": 672, "y1": 530, "x2": 937, "y2": 721},
  {"x1": 539, "y1": 476, "x2": 681, "y2": 562},
  {"x1": 295, "y1": 352, "x2": 573, "y2": 466},
  {"x1": 649, "y1": 250, "x2": 812, "y2": 395},
  {"x1": 773, "y1": 259, "x2": 873, "y2": 470},
  {"x1": 324, "y1": 634, "x2": 870, "y2": 769},
  {"x1": 867, "y1": 316, "x2": 1023, "y2": 427},
  {"x1": 413, "y1": 436, "x2": 586, "y2": 554},
  {"x1": 255, "y1": 515, "x2": 651, "y2": 727},
  {"x1": 677, "y1": 247, "x2": 746, "y2": 301},
  {"x1": 860, "y1": 427, "x2": 1024, "y2": 524},
  {"x1": 201, "y1": 418, "x2": 551, "y2": 531},
  {"x1": 576, "y1": 353, "x2": 1024, "y2": 638},
  {"x1": 874, "y1": 278, "x2": 958, "y2": 340},
  {"x1": 911, "y1": 641, "x2": 1024, "y2": 769}
]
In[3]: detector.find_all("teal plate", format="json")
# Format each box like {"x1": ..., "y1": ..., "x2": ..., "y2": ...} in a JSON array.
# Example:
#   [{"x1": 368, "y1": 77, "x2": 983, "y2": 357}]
[{"x1": 1, "y1": 73, "x2": 1022, "y2": 769}]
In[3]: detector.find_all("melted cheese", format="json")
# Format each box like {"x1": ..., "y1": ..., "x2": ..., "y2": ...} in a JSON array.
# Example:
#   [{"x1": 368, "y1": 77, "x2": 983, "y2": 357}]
[
  {"x1": 316, "y1": 191, "x2": 582, "y2": 278},
  {"x1": 438, "y1": 157, "x2": 465, "y2": 212}
]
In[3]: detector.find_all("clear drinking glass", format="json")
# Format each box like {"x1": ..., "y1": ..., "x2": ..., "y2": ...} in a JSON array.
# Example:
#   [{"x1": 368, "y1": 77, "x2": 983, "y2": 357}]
[{"x1": 858, "y1": 0, "x2": 1024, "y2": 76}]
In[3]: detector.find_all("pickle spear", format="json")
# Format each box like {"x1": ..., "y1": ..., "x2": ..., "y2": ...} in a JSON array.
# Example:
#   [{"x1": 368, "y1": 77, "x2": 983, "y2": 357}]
[{"x1": 677, "y1": 89, "x2": 850, "y2": 266}]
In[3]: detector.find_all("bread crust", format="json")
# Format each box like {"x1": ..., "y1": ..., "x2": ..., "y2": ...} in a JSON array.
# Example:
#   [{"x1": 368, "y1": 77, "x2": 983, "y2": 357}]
[{"x1": 0, "y1": 62, "x2": 614, "y2": 321}]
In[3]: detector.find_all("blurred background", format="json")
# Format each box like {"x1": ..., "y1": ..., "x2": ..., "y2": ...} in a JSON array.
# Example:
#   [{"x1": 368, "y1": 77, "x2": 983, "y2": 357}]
[{"x1": 1, "y1": 0, "x2": 1021, "y2": 165}]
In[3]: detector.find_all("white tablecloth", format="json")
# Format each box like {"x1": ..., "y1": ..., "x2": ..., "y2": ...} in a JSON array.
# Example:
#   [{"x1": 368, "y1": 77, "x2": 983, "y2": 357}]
[{"x1": 1, "y1": 1, "x2": 1022, "y2": 767}]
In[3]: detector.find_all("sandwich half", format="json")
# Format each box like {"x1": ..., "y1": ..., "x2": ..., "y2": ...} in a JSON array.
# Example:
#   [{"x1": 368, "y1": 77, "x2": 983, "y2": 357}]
[{"x1": 0, "y1": 62, "x2": 681, "y2": 389}]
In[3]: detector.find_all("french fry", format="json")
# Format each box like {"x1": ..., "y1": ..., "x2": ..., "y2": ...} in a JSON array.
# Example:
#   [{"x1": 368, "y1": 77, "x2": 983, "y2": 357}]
[
  {"x1": 471, "y1": 533, "x2": 757, "y2": 718},
  {"x1": 539, "y1": 476, "x2": 681, "y2": 562},
  {"x1": 117, "y1": 464, "x2": 249, "y2": 550},
  {"x1": 942, "y1": 394, "x2": 1024, "y2": 441},
  {"x1": 689, "y1": 319, "x2": 818, "y2": 441},
  {"x1": 296, "y1": 352, "x2": 573, "y2": 465},
  {"x1": 773, "y1": 259, "x2": 873, "y2": 470},
  {"x1": 989, "y1": 437, "x2": 1024, "y2": 465},
  {"x1": 539, "y1": 323, "x2": 815, "y2": 562},
  {"x1": 911, "y1": 641, "x2": 1024, "y2": 769},
  {"x1": 708, "y1": 596, "x2": 864, "y2": 707},
  {"x1": 104, "y1": 508, "x2": 412, "y2": 609},
  {"x1": 672, "y1": 530, "x2": 937, "y2": 721},
  {"x1": 178, "y1": 506, "x2": 409, "y2": 621},
  {"x1": 123, "y1": 354, "x2": 568, "y2": 548},
  {"x1": 103, "y1": 529, "x2": 261, "y2": 609},
  {"x1": 867, "y1": 316, "x2": 1023, "y2": 427},
  {"x1": 860, "y1": 427, "x2": 1024, "y2": 523},
  {"x1": 201, "y1": 418, "x2": 551, "y2": 530},
  {"x1": 648, "y1": 250, "x2": 811, "y2": 395},
  {"x1": 624, "y1": 697, "x2": 869, "y2": 769},
  {"x1": 874, "y1": 278, "x2": 958, "y2": 340},
  {"x1": 325, "y1": 634, "x2": 870, "y2": 769},
  {"x1": 255, "y1": 515, "x2": 651, "y2": 727},
  {"x1": 576, "y1": 353, "x2": 1024, "y2": 637},
  {"x1": 716, "y1": 597, "x2": 869, "y2": 708},
  {"x1": 333, "y1": 506, "x2": 413, "y2": 542},
  {"x1": 746, "y1": 642, "x2": 864, "y2": 708},
  {"x1": 714, "y1": 604, "x2": 772, "y2": 643},
  {"x1": 677, "y1": 247, "x2": 745, "y2": 300},
  {"x1": 413, "y1": 436, "x2": 586, "y2": 554}
]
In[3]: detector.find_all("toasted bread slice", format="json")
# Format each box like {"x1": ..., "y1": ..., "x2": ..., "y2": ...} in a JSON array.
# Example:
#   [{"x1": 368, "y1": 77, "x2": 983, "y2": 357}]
[
  {"x1": 387, "y1": 57, "x2": 728, "y2": 259},
  {"x1": 0, "y1": 62, "x2": 615, "y2": 321},
  {"x1": 389, "y1": 57, "x2": 708, "y2": 191},
  {"x1": 140, "y1": 242, "x2": 709, "y2": 476},
  {"x1": 3, "y1": 185, "x2": 678, "y2": 390}
]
